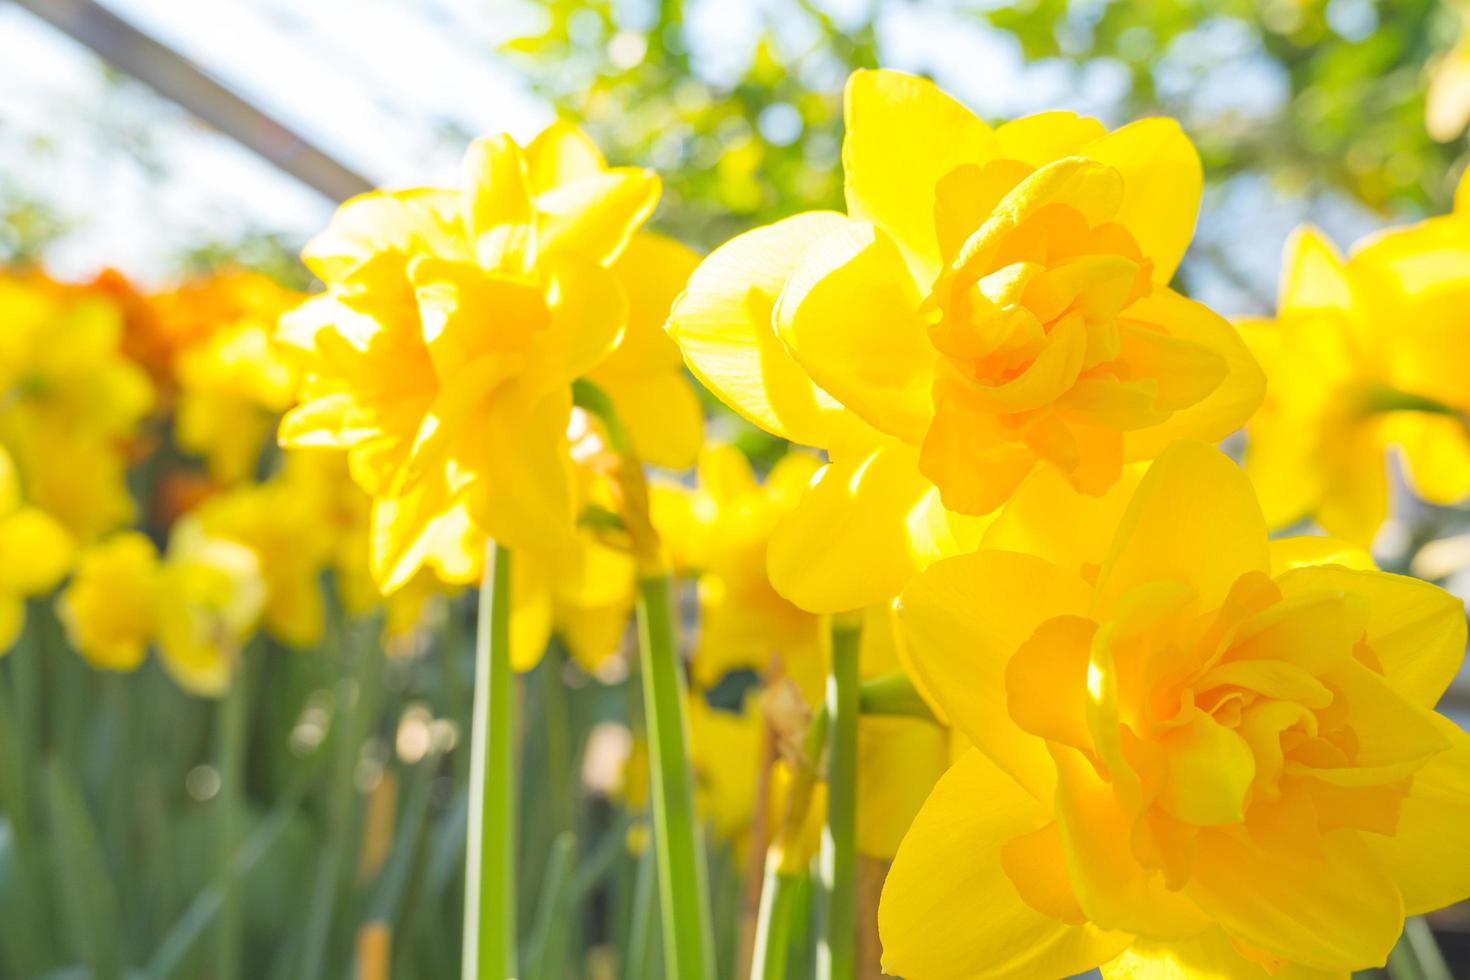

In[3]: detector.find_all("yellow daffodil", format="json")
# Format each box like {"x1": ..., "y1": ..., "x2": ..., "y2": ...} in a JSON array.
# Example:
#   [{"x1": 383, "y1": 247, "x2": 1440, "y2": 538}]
[
  {"x1": 688, "y1": 693, "x2": 767, "y2": 846},
  {"x1": 667, "y1": 69, "x2": 1262, "y2": 614},
  {"x1": 56, "y1": 519, "x2": 264, "y2": 696},
  {"x1": 173, "y1": 275, "x2": 302, "y2": 483},
  {"x1": 1243, "y1": 177, "x2": 1470, "y2": 545},
  {"x1": 509, "y1": 531, "x2": 638, "y2": 673},
  {"x1": 190, "y1": 475, "x2": 333, "y2": 649},
  {"x1": 0, "y1": 277, "x2": 153, "y2": 540},
  {"x1": 652, "y1": 445, "x2": 825, "y2": 695},
  {"x1": 0, "y1": 445, "x2": 74, "y2": 652},
  {"x1": 154, "y1": 517, "x2": 266, "y2": 697},
  {"x1": 57, "y1": 530, "x2": 159, "y2": 672},
  {"x1": 278, "y1": 120, "x2": 661, "y2": 591},
  {"x1": 882, "y1": 440, "x2": 1470, "y2": 978}
]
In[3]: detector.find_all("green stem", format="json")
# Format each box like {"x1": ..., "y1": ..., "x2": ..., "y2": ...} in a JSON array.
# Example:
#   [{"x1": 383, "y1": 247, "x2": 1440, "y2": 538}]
[
  {"x1": 214, "y1": 656, "x2": 250, "y2": 980},
  {"x1": 626, "y1": 839, "x2": 658, "y2": 979},
  {"x1": 1388, "y1": 917, "x2": 1452, "y2": 980},
  {"x1": 820, "y1": 621, "x2": 860, "y2": 980},
  {"x1": 750, "y1": 861, "x2": 800, "y2": 980},
  {"x1": 858, "y1": 671, "x2": 933, "y2": 721},
  {"x1": 463, "y1": 541, "x2": 517, "y2": 980},
  {"x1": 636, "y1": 573, "x2": 715, "y2": 980}
]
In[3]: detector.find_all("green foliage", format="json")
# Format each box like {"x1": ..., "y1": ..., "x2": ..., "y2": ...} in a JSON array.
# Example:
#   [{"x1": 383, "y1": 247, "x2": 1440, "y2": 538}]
[
  {"x1": 981, "y1": 0, "x2": 1467, "y2": 212},
  {"x1": 501, "y1": 0, "x2": 881, "y2": 249}
]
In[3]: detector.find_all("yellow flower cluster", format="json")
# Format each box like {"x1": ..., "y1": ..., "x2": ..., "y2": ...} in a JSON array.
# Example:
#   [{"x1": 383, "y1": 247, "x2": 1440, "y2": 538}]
[
  {"x1": 9, "y1": 62, "x2": 1470, "y2": 980},
  {"x1": 651, "y1": 70, "x2": 1470, "y2": 979},
  {"x1": 1244, "y1": 172, "x2": 1470, "y2": 545},
  {"x1": 276, "y1": 122, "x2": 702, "y2": 591}
]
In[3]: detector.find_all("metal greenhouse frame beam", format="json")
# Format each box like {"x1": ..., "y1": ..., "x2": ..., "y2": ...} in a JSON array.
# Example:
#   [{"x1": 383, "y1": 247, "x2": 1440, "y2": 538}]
[{"x1": 10, "y1": 0, "x2": 373, "y2": 203}]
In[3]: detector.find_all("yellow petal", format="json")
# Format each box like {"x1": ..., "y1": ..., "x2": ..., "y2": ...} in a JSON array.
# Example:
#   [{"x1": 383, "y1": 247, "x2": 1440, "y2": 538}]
[
  {"x1": 1103, "y1": 930, "x2": 1350, "y2": 980},
  {"x1": 522, "y1": 119, "x2": 605, "y2": 192},
  {"x1": 410, "y1": 257, "x2": 550, "y2": 379},
  {"x1": 1186, "y1": 826, "x2": 1402, "y2": 971},
  {"x1": 462, "y1": 134, "x2": 536, "y2": 274},
  {"x1": 1052, "y1": 744, "x2": 1212, "y2": 937},
  {"x1": 1006, "y1": 614, "x2": 1096, "y2": 750},
  {"x1": 666, "y1": 212, "x2": 857, "y2": 448},
  {"x1": 1156, "y1": 709, "x2": 1256, "y2": 826},
  {"x1": 1267, "y1": 535, "x2": 1374, "y2": 574},
  {"x1": 597, "y1": 370, "x2": 704, "y2": 471},
  {"x1": 995, "y1": 111, "x2": 1108, "y2": 166},
  {"x1": 302, "y1": 188, "x2": 464, "y2": 285},
  {"x1": 1121, "y1": 289, "x2": 1265, "y2": 463},
  {"x1": 1278, "y1": 226, "x2": 1353, "y2": 314},
  {"x1": 1078, "y1": 118, "x2": 1202, "y2": 283},
  {"x1": 767, "y1": 441, "x2": 965, "y2": 613},
  {"x1": 878, "y1": 749, "x2": 1129, "y2": 979},
  {"x1": 1298, "y1": 660, "x2": 1450, "y2": 785},
  {"x1": 0, "y1": 508, "x2": 74, "y2": 596},
  {"x1": 1391, "y1": 413, "x2": 1470, "y2": 506},
  {"x1": 510, "y1": 551, "x2": 554, "y2": 672},
  {"x1": 999, "y1": 820, "x2": 1087, "y2": 925},
  {"x1": 461, "y1": 386, "x2": 576, "y2": 555},
  {"x1": 1315, "y1": 427, "x2": 1390, "y2": 548},
  {"x1": 1099, "y1": 441, "x2": 1270, "y2": 612},
  {"x1": 370, "y1": 475, "x2": 463, "y2": 593},
  {"x1": 842, "y1": 68, "x2": 999, "y2": 284},
  {"x1": 534, "y1": 167, "x2": 660, "y2": 266},
  {"x1": 982, "y1": 462, "x2": 1140, "y2": 576},
  {"x1": 1369, "y1": 713, "x2": 1470, "y2": 914},
  {"x1": 897, "y1": 548, "x2": 1091, "y2": 800},
  {"x1": 1275, "y1": 565, "x2": 1468, "y2": 706},
  {"x1": 855, "y1": 715, "x2": 949, "y2": 860},
  {"x1": 0, "y1": 447, "x2": 20, "y2": 513},
  {"x1": 541, "y1": 252, "x2": 628, "y2": 384},
  {"x1": 774, "y1": 221, "x2": 934, "y2": 443},
  {"x1": 593, "y1": 232, "x2": 705, "y2": 468}
]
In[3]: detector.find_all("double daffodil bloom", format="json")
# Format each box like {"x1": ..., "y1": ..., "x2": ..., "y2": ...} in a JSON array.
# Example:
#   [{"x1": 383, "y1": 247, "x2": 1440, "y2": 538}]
[
  {"x1": 58, "y1": 522, "x2": 265, "y2": 696},
  {"x1": 0, "y1": 277, "x2": 153, "y2": 540},
  {"x1": 1243, "y1": 177, "x2": 1470, "y2": 546},
  {"x1": 668, "y1": 69, "x2": 1262, "y2": 613},
  {"x1": 882, "y1": 441, "x2": 1470, "y2": 978},
  {"x1": 278, "y1": 121, "x2": 667, "y2": 590},
  {"x1": 0, "y1": 446, "x2": 74, "y2": 652}
]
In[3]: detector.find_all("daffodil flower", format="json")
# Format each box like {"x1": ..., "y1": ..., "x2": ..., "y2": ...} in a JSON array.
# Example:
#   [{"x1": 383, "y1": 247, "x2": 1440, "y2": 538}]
[
  {"x1": 0, "y1": 445, "x2": 74, "y2": 652},
  {"x1": 1243, "y1": 173, "x2": 1470, "y2": 545},
  {"x1": 57, "y1": 530, "x2": 159, "y2": 671},
  {"x1": 58, "y1": 522, "x2": 265, "y2": 697},
  {"x1": 881, "y1": 440, "x2": 1470, "y2": 978},
  {"x1": 278, "y1": 121, "x2": 665, "y2": 591},
  {"x1": 0, "y1": 277, "x2": 153, "y2": 540},
  {"x1": 667, "y1": 69, "x2": 1263, "y2": 614},
  {"x1": 191, "y1": 476, "x2": 333, "y2": 650},
  {"x1": 173, "y1": 274, "x2": 302, "y2": 484}
]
